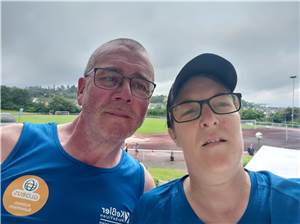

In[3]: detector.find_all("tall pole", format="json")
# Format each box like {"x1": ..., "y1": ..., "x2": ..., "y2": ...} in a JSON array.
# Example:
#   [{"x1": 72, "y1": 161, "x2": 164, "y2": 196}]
[{"x1": 290, "y1": 75, "x2": 297, "y2": 128}]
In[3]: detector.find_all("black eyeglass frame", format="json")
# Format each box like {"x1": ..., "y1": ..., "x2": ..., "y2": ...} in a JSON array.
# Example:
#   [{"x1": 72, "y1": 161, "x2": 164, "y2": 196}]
[
  {"x1": 85, "y1": 67, "x2": 156, "y2": 99},
  {"x1": 169, "y1": 92, "x2": 242, "y2": 123}
]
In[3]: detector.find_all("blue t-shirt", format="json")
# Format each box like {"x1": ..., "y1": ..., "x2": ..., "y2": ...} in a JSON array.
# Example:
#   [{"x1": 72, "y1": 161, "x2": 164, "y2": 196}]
[
  {"x1": 131, "y1": 170, "x2": 300, "y2": 223},
  {"x1": 2, "y1": 123, "x2": 144, "y2": 224}
]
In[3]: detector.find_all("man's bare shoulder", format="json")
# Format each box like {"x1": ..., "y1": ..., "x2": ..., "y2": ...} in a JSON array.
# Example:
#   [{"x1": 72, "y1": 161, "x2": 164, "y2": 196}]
[{"x1": 1, "y1": 123, "x2": 24, "y2": 162}]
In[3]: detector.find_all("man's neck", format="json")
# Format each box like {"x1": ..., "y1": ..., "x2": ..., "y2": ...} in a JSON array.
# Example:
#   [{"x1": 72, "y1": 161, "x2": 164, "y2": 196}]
[
  {"x1": 184, "y1": 168, "x2": 251, "y2": 223},
  {"x1": 57, "y1": 118, "x2": 124, "y2": 168}
]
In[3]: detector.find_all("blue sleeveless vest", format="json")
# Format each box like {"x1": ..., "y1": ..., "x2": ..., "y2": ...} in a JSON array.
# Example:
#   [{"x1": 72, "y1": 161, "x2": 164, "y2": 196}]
[{"x1": 1, "y1": 122, "x2": 144, "y2": 224}]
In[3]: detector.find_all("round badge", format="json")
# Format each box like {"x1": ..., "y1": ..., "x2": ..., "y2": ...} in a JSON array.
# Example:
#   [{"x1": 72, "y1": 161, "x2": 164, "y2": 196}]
[{"x1": 2, "y1": 175, "x2": 49, "y2": 216}]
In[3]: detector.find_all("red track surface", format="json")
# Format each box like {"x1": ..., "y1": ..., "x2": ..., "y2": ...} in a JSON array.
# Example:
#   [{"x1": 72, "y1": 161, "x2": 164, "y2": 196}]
[{"x1": 127, "y1": 128, "x2": 300, "y2": 151}]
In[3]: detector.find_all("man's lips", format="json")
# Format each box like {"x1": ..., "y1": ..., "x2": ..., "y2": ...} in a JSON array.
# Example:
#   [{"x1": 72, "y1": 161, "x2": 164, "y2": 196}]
[
  {"x1": 202, "y1": 138, "x2": 227, "y2": 147},
  {"x1": 105, "y1": 111, "x2": 131, "y2": 118}
]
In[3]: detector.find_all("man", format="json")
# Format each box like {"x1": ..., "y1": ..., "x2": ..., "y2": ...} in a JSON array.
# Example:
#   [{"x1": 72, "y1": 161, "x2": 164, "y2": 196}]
[
  {"x1": 1, "y1": 38, "x2": 156, "y2": 223},
  {"x1": 131, "y1": 53, "x2": 300, "y2": 223}
]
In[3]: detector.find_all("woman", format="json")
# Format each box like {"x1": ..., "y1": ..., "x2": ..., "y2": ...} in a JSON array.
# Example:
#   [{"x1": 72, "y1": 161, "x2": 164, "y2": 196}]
[{"x1": 131, "y1": 53, "x2": 300, "y2": 223}]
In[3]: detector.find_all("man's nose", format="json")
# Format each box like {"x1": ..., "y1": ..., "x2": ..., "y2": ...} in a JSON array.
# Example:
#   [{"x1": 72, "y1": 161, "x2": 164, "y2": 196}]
[
  {"x1": 198, "y1": 103, "x2": 219, "y2": 128},
  {"x1": 113, "y1": 78, "x2": 133, "y2": 103}
]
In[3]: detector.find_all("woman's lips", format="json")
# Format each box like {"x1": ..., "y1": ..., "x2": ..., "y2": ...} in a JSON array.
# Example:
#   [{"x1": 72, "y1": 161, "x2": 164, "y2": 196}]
[{"x1": 202, "y1": 138, "x2": 227, "y2": 147}]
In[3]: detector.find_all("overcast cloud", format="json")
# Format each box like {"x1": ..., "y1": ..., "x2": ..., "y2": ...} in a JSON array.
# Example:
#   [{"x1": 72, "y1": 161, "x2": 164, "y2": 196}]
[{"x1": 2, "y1": 1, "x2": 299, "y2": 107}]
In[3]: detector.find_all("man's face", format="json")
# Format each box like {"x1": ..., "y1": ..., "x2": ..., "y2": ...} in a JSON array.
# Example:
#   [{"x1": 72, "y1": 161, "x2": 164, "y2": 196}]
[
  {"x1": 169, "y1": 76, "x2": 244, "y2": 179},
  {"x1": 77, "y1": 44, "x2": 154, "y2": 141}
]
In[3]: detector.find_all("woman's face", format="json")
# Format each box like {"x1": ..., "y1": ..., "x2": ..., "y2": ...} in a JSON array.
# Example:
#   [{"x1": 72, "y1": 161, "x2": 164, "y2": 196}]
[{"x1": 168, "y1": 76, "x2": 244, "y2": 179}]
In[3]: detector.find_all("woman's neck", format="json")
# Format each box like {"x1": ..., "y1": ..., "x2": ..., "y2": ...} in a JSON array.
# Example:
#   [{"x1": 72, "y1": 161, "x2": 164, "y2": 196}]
[{"x1": 184, "y1": 168, "x2": 251, "y2": 223}]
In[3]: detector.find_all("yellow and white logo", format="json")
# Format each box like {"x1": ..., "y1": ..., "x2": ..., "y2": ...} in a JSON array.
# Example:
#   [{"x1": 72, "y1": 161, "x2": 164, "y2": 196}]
[{"x1": 3, "y1": 175, "x2": 49, "y2": 216}]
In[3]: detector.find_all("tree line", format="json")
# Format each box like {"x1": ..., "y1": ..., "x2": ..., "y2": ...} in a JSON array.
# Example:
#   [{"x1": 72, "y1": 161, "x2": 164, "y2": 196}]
[
  {"x1": 1, "y1": 85, "x2": 299, "y2": 124},
  {"x1": 1, "y1": 85, "x2": 80, "y2": 113}
]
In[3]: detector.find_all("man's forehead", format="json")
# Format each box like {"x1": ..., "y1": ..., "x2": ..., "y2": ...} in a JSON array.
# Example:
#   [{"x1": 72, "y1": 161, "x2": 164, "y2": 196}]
[
  {"x1": 97, "y1": 48, "x2": 144, "y2": 60},
  {"x1": 96, "y1": 44, "x2": 147, "y2": 60},
  {"x1": 93, "y1": 46, "x2": 154, "y2": 80}
]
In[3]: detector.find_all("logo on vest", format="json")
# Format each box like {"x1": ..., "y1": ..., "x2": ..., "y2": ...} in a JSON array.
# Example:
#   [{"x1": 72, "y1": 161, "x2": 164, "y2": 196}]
[
  {"x1": 99, "y1": 206, "x2": 130, "y2": 224},
  {"x1": 3, "y1": 175, "x2": 49, "y2": 216},
  {"x1": 12, "y1": 178, "x2": 40, "y2": 201}
]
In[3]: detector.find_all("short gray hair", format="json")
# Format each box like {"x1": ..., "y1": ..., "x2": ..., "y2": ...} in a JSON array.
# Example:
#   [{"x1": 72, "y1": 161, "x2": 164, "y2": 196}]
[{"x1": 83, "y1": 38, "x2": 148, "y2": 76}]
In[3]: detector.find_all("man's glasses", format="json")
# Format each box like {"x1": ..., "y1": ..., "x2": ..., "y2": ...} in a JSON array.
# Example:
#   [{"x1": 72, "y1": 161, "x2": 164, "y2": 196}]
[
  {"x1": 170, "y1": 93, "x2": 242, "y2": 123},
  {"x1": 86, "y1": 67, "x2": 156, "y2": 99}
]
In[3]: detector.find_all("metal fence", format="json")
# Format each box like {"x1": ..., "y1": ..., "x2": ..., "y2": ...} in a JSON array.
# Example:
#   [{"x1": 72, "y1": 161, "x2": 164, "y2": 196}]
[{"x1": 241, "y1": 119, "x2": 300, "y2": 129}]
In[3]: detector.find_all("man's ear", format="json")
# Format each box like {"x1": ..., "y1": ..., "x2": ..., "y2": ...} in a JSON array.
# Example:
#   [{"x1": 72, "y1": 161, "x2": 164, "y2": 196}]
[{"x1": 77, "y1": 77, "x2": 86, "y2": 106}]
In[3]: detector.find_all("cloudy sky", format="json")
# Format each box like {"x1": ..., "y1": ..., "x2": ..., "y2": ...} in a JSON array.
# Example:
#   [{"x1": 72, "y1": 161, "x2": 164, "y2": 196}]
[{"x1": 2, "y1": 1, "x2": 299, "y2": 107}]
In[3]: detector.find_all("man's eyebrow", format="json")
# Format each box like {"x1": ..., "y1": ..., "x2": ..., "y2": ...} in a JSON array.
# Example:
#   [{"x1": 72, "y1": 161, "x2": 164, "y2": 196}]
[
  {"x1": 130, "y1": 72, "x2": 149, "y2": 80},
  {"x1": 99, "y1": 66, "x2": 120, "y2": 72},
  {"x1": 99, "y1": 66, "x2": 150, "y2": 80}
]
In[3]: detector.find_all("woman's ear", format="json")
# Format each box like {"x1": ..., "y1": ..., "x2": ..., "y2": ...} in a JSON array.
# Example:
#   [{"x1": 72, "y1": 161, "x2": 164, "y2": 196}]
[
  {"x1": 168, "y1": 128, "x2": 176, "y2": 140},
  {"x1": 168, "y1": 128, "x2": 180, "y2": 147}
]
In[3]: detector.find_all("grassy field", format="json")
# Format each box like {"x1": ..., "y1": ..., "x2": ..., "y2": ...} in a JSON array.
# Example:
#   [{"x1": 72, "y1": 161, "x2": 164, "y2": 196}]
[
  {"x1": 136, "y1": 117, "x2": 167, "y2": 134},
  {"x1": 148, "y1": 167, "x2": 186, "y2": 185},
  {"x1": 10, "y1": 114, "x2": 257, "y2": 134},
  {"x1": 148, "y1": 154, "x2": 253, "y2": 185},
  {"x1": 10, "y1": 114, "x2": 167, "y2": 133},
  {"x1": 242, "y1": 155, "x2": 253, "y2": 166},
  {"x1": 17, "y1": 114, "x2": 77, "y2": 124}
]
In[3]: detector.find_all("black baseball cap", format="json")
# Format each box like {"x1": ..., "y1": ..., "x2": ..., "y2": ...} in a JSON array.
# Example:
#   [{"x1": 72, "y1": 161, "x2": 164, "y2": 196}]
[{"x1": 167, "y1": 53, "x2": 238, "y2": 128}]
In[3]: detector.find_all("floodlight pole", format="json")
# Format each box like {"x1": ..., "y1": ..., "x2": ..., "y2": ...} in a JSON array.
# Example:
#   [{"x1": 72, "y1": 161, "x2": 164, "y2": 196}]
[{"x1": 290, "y1": 75, "x2": 297, "y2": 128}]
